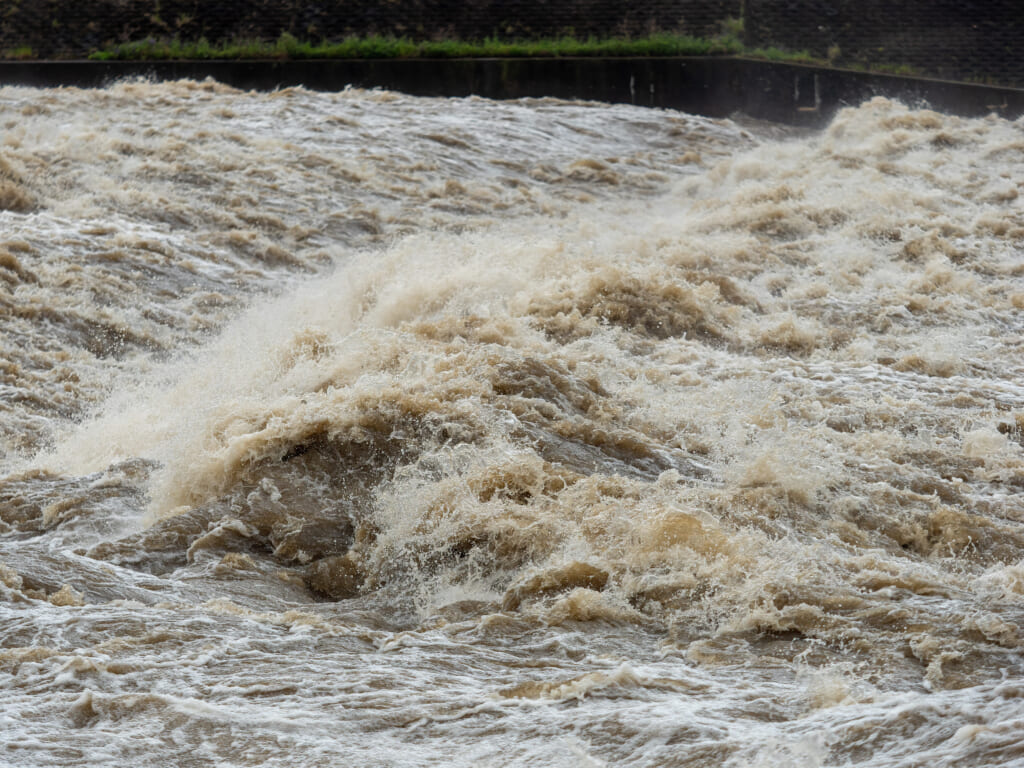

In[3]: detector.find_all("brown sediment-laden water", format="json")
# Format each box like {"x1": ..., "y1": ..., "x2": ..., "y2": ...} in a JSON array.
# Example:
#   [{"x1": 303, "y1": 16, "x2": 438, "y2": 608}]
[{"x1": 1, "y1": 79, "x2": 1023, "y2": 767}]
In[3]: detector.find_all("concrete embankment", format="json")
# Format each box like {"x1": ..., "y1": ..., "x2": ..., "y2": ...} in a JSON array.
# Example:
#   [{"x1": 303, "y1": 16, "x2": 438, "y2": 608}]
[{"x1": 1, "y1": 57, "x2": 1021, "y2": 125}]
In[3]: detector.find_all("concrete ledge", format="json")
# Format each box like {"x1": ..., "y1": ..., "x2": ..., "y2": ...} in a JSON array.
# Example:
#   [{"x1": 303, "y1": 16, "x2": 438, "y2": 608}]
[{"x1": 1, "y1": 57, "x2": 1021, "y2": 125}]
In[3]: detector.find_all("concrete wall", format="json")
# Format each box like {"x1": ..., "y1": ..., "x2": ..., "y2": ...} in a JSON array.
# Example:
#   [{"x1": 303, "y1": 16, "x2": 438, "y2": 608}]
[
  {"x1": 0, "y1": 0, "x2": 742, "y2": 58},
  {"x1": 745, "y1": 0, "x2": 1023, "y2": 86}
]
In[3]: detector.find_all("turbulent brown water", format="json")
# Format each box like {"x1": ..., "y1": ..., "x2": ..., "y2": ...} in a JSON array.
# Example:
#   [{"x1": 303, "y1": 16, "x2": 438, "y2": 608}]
[{"x1": 1, "y1": 79, "x2": 1023, "y2": 767}]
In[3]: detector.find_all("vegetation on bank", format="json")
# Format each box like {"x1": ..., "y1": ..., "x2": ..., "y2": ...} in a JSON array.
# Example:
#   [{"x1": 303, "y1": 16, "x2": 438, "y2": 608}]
[
  {"x1": 1, "y1": 25, "x2": 919, "y2": 76},
  {"x1": 83, "y1": 32, "x2": 745, "y2": 62},
  {"x1": 2, "y1": 45, "x2": 34, "y2": 60}
]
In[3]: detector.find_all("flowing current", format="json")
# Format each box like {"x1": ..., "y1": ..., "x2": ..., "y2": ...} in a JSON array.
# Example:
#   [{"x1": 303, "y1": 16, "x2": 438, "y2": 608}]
[{"x1": 1, "y1": 80, "x2": 1023, "y2": 767}]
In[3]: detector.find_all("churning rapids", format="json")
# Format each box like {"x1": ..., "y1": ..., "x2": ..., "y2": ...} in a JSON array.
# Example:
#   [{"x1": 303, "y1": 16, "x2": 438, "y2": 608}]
[{"x1": 0, "y1": 79, "x2": 1022, "y2": 767}]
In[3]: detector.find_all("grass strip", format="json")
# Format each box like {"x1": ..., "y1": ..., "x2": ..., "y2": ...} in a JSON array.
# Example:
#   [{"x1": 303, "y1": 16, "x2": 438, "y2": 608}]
[{"x1": 85, "y1": 32, "x2": 745, "y2": 61}]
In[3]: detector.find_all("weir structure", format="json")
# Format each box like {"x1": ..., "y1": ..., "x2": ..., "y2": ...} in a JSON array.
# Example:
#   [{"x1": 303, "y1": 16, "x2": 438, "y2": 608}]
[
  {"x1": 0, "y1": 57, "x2": 1022, "y2": 127},
  {"x1": 2, "y1": 1, "x2": 1022, "y2": 126}
]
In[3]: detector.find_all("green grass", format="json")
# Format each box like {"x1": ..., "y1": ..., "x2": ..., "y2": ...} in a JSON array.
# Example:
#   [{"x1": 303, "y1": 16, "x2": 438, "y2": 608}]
[
  {"x1": 2, "y1": 45, "x2": 33, "y2": 60},
  {"x1": 746, "y1": 46, "x2": 817, "y2": 64},
  {"x1": 871, "y1": 62, "x2": 924, "y2": 77},
  {"x1": 85, "y1": 31, "x2": 744, "y2": 62},
  {"x1": 2, "y1": 27, "x2": 925, "y2": 77}
]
